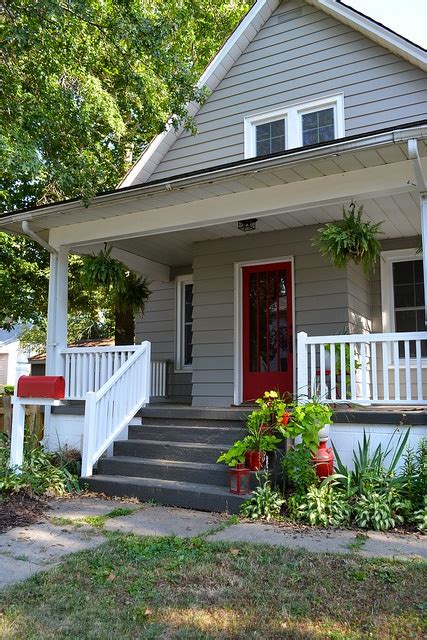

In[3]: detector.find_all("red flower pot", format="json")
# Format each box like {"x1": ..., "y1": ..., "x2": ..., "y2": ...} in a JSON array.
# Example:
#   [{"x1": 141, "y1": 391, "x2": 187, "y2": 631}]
[
  {"x1": 281, "y1": 412, "x2": 291, "y2": 426},
  {"x1": 312, "y1": 441, "x2": 334, "y2": 479},
  {"x1": 245, "y1": 450, "x2": 265, "y2": 471}
]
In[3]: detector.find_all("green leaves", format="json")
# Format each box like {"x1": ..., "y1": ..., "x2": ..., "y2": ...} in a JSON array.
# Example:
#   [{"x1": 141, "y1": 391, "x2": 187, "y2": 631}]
[
  {"x1": 1, "y1": 0, "x2": 250, "y2": 211},
  {"x1": 312, "y1": 202, "x2": 383, "y2": 275}
]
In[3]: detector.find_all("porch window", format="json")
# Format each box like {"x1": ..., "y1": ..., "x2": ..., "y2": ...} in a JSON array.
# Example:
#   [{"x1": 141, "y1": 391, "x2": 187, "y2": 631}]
[
  {"x1": 381, "y1": 249, "x2": 427, "y2": 356},
  {"x1": 176, "y1": 275, "x2": 193, "y2": 370},
  {"x1": 244, "y1": 94, "x2": 344, "y2": 158}
]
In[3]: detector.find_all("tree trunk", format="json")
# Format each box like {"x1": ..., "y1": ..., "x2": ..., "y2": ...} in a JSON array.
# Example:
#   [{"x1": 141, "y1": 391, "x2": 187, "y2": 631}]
[{"x1": 115, "y1": 308, "x2": 135, "y2": 345}]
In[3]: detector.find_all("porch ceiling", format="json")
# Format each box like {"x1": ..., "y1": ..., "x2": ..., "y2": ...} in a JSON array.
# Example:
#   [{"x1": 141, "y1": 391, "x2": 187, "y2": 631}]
[
  {"x1": 1, "y1": 129, "x2": 426, "y2": 264},
  {"x1": 104, "y1": 191, "x2": 421, "y2": 267}
]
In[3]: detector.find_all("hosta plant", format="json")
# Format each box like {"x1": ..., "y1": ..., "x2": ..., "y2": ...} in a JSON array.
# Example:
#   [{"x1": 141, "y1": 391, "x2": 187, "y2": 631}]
[
  {"x1": 312, "y1": 202, "x2": 382, "y2": 275},
  {"x1": 412, "y1": 497, "x2": 427, "y2": 533},
  {"x1": 288, "y1": 483, "x2": 350, "y2": 527},
  {"x1": 240, "y1": 472, "x2": 285, "y2": 521},
  {"x1": 352, "y1": 491, "x2": 409, "y2": 531}
]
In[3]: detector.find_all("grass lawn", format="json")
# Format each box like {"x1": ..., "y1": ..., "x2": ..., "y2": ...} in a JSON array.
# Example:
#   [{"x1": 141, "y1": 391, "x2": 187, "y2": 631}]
[{"x1": 0, "y1": 534, "x2": 425, "y2": 639}]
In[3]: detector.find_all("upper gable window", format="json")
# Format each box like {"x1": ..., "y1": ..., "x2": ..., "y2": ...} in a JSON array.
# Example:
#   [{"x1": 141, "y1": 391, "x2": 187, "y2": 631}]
[{"x1": 244, "y1": 94, "x2": 344, "y2": 159}]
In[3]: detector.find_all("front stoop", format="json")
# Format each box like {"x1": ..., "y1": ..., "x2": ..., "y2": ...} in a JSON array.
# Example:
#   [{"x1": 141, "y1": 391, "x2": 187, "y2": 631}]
[{"x1": 84, "y1": 407, "x2": 253, "y2": 514}]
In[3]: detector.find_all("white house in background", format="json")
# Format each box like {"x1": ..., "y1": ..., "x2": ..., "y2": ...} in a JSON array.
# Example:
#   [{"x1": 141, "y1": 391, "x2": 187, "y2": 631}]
[
  {"x1": 1, "y1": 0, "x2": 427, "y2": 509},
  {"x1": 0, "y1": 326, "x2": 29, "y2": 388}
]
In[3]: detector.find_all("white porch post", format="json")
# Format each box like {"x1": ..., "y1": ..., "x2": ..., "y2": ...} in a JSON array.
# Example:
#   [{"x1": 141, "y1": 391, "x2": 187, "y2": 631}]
[
  {"x1": 297, "y1": 332, "x2": 308, "y2": 402},
  {"x1": 46, "y1": 246, "x2": 68, "y2": 376},
  {"x1": 421, "y1": 195, "x2": 427, "y2": 324}
]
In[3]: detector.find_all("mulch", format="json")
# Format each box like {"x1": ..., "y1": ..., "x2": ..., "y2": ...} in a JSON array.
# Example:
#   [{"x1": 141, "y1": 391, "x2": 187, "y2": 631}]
[{"x1": 0, "y1": 492, "x2": 48, "y2": 533}]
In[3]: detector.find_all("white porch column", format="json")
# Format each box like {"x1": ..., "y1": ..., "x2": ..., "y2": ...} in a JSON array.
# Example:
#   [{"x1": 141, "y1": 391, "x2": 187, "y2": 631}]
[
  {"x1": 421, "y1": 194, "x2": 427, "y2": 324},
  {"x1": 46, "y1": 246, "x2": 68, "y2": 376}
]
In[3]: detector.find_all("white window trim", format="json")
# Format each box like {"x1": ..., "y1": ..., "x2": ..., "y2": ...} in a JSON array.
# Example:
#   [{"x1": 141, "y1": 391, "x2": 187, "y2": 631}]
[
  {"x1": 175, "y1": 274, "x2": 193, "y2": 372},
  {"x1": 380, "y1": 247, "x2": 423, "y2": 333},
  {"x1": 244, "y1": 93, "x2": 345, "y2": 159}
]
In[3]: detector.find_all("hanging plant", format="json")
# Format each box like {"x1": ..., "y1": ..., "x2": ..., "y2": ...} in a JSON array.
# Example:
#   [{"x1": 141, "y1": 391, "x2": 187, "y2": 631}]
[{"x1": 312, "y1": 202, "x2": 383, "y2": 274}]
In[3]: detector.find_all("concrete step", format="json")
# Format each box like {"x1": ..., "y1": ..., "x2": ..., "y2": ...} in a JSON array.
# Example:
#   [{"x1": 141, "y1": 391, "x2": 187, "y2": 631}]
[
  {"x1": 85, "y1": 474, "x2": 247, "y2": 514},
  {"x1": 139, "y1": 406, "x2": 250, "y2": 428},
  {"x1": 128, "y1": 423, "x2": 244, "y2": 445},
  {"x1": 97, "y1": 456, "x2": 259, "y2": 489},
  {"x1": 114, "y1": 439, "x2": 228, "y2": 464}
]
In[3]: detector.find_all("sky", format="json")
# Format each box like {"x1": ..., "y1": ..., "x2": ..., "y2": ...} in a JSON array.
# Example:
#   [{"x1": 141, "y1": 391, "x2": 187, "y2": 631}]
[{"x1": 345, "y1": 0, "x2": 427, "y2": 48}]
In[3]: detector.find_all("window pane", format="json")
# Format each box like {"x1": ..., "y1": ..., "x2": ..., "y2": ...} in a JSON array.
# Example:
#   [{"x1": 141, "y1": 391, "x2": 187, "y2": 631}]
[
  {"x1": 318, "y1": 108, "x2": 334, "y2": 127},
  {"x1": 184, "y1": 325, "x2": 192, "y2": 366},
  {"x1": 302, "y1": 108, "x2": 335, "y2": 146},
  {"x1": 415, "y1": 283, "x2": 425, "y2": 307},
  {"x1": 395, "y1": 309, "x2": 416, "y2": 332},
  {"x1": 255, "y1": 119, "x2": 285, "y2": 156},
  {"x1": 394, "y1": 284, "x2": 415, "y2": 308},
  {"x1": 414, "y1": 259, "x2": 423, "y2": 282},
  {"x1": 393, "y1": 261, "x2": 414, "y2": 285}
]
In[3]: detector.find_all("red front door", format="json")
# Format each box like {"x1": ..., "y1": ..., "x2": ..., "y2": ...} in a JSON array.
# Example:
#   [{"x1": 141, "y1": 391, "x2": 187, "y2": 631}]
[{"x1": 242, "y1": 261, "x2": 293, "y2": 401}]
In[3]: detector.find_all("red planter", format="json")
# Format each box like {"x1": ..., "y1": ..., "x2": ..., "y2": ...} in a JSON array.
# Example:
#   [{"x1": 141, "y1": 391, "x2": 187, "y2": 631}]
[
  {"x1": 312, "y1": 441, "x2": 334, "y2": 479},
  {"x1": 245, "y1": 450, "x2": 265, "y2": 470}
]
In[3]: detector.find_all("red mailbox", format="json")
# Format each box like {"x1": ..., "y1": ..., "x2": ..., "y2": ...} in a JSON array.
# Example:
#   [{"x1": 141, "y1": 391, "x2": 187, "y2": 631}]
[{"x1": 17, "y1": 376, "x2": 65, "y2": 399}]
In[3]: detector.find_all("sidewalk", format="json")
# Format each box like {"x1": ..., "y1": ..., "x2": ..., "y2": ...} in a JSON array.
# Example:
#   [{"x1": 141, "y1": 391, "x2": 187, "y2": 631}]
[{"x1": 1, "y1": 496, "x2": 426, "y2": 589}]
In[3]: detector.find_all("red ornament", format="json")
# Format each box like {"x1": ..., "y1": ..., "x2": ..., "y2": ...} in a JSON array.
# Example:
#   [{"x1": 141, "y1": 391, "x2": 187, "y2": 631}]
[
  {"x1": 312, "y1": 441, "x2": 334, "y2": 479},
  {"x1": 281, "y1": 412, "x2": 290, "y2": 426},
  {"x1": 245, "y1": 450, "x2": 265, "y2": 471},
  {"x1": 229, "y1": 464, "x2": 251, "y2": 495}
]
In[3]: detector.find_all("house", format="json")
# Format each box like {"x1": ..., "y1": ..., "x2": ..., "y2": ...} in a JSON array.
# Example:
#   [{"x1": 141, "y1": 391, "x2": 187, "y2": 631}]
[
  {"x1": 2, "y1": 0, "x2": 427, "y2": 511},
  {"x1": 0, "y1": 325, "x2": 29, "y2": 388}
]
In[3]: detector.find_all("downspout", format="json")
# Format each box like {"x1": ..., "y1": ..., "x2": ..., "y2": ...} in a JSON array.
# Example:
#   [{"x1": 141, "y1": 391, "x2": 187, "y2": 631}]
[
  {"x1": 22, "y1": 220, "x2": 57, "y2": 254},
  {"x1": 408, "y1": 139, "x2": 427, "y2": 323}
]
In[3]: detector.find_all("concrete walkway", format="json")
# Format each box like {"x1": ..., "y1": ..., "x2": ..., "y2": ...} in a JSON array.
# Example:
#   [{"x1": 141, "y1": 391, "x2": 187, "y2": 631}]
[{"x1": 1, "y1": 496, "x2": 426, "y2": 589}]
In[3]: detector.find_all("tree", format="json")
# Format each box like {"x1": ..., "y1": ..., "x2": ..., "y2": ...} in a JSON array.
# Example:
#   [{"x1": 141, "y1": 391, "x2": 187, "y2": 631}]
[
  {"x1": 1, "y1": 0, "x2": 250, "y2": 211},
  {"x1": 0, "y1": 0, "x2": 250, "y2": 343}
]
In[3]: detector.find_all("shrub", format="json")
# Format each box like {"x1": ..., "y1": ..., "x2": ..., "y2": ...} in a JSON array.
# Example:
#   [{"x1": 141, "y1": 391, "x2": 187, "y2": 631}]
[
  {"x1": 400, "y1": 438, "x2": 427, "y2": 512},
  {"x1": 352, "y1": 490, "x2": 409, "y2": 531},
  {"x1": 0, "y1": 433, "x2": 80, "y2": 496},
  {"x1": 289, "y1": 483, "x2": 350, "y2": 527},
  {"x1": 3, "y1": 385, "x2": 14, "y2": 396},
  {"x1": 412, "y1": 497, "x2": 427, "y2": 533},
  {"x1": 240, "y1": 472, "x2": 285, "y2": 521},
  {"x1": 280, "y1": 446, "x2": 318, "y2": 494}
]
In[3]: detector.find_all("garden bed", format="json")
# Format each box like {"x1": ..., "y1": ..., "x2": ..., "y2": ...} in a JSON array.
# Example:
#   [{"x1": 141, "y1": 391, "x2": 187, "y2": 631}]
[{"x1": 0, "y1": 491, "x2": 48, "y2": 533}]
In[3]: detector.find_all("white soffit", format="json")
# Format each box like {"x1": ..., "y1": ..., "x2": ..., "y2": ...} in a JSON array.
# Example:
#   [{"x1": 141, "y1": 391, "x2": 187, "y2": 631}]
[{"x1": 118, "y1": 0, "x2": 426, "y2": 190}]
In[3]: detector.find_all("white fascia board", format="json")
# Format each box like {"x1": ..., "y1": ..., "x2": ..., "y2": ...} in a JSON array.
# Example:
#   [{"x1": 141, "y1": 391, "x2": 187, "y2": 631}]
[
  {"x1": 306, "y1": 0, "x2": 427, "y2": 70},
  {"x1": 73, "y1": 244, "x2": 170, "y2": 282},
  {"x1": 119, "y1": 0, "x2": 280, "y2": 189}
]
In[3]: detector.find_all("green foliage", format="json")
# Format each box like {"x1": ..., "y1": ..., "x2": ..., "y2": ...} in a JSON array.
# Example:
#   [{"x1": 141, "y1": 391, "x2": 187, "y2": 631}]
[
  {"x1": 0, "y1": 433, "x2": 80, "y2": 496},
  {"x1": 412, "y1": 497, "x2": 427, "y2": 532},
  {"x1": 400, "y1": 438, "x2": 427, "y2": 511},
  {"x1": 284, "y1": 399, "x2": 331, "y2": 452},
  {"x1": 1, "y1": 0, "x2": 250, "y2": 212},
  {"x1": 312, "y1": 202, "x2": 383, "y2": 275},
  {"x1": 331, "y1": 429, "x2": 410, "y2": 498},
  {"x1": 288, "y1": 483, "x2": 351, "y2": 527},
  {"x1": 352, "y1": 491, "x2": 408, "y2": 531},
  {"x1": 3, "y1": 385, "x2": 14, "y2": 396},
  {"x1": 217, "y1": 434, "x2": 281, "y2": 468},
  {"x1": 280, "y1": 446, "x2": 318, "y2": 494},
  {"x1": 240, "y1": 472, "x2": 285, "y2": 521}
]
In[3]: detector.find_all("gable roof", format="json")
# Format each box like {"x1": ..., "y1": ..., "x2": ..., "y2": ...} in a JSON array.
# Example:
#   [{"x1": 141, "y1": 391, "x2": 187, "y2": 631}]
[{"x1": 120, "y1": 0, "x2": 427, "y2": 189}]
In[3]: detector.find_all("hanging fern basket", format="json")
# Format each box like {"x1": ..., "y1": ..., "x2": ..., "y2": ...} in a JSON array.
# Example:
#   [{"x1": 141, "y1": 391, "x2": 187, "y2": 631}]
[{"x1": 312, "y1": 202, "x2": 383, "y2": 275}]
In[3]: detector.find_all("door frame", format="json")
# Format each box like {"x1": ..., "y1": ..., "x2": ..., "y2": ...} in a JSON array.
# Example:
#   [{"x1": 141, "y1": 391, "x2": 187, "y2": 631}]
[{"x1": 233, "y1": 256, "x2": 296, "y2": 405}]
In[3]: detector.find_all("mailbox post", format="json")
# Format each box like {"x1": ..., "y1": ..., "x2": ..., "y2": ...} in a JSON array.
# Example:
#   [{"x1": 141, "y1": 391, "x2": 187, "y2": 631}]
[{"x1": 10, "y1": 375, "x2": 66, "y2": 473}]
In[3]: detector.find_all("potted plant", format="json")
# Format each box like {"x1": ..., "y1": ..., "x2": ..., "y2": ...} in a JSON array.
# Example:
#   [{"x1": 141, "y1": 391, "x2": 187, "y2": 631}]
[
  {"x1": 217, "y1": 406, "x2": 283, "y2": 471},
  {"x1": 312, "y1": 202, "x2": 383, "y2": 275}
]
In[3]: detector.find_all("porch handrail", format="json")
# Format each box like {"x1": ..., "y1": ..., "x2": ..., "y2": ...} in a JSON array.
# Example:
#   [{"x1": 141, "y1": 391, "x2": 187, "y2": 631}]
[
  {"x1": 81, "y1": 341, "x2": 151, "y2": 477},
  {"x1": 297, "y1": 331, "x2": 427, "y2": 406}
]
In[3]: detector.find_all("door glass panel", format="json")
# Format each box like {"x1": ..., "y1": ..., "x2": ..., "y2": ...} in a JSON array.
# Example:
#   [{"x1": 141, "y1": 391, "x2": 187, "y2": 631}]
[{"x1": 248, "y1": 267, "x2": 289, "y2": 373}]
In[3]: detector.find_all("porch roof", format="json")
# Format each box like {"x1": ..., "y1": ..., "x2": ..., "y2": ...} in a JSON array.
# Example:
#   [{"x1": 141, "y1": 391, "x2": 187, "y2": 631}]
[{"x1": 1, "y1": 123, "x2": 426, "y2": 265}]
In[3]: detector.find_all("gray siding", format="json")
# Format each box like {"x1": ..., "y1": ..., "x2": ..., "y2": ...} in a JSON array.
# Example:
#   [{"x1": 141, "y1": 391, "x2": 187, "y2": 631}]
[
  {"x1": 191, "y1": 225, "x2": 353, "y2": 407},
  {"x1": 136, "y1": 267, "x2": 192, "y2": 403},
  {"x1": 150, "y1": 0, "x2": 426, "y2": 182},
  {"x1": 347, "y1": 264, "x2": 371, "y2": 333}
]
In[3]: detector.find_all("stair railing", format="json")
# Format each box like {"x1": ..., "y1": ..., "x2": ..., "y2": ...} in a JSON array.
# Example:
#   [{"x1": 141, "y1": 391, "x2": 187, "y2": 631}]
[{"x1": 81, "y1": 341, "x2": 151, "y2": 477}]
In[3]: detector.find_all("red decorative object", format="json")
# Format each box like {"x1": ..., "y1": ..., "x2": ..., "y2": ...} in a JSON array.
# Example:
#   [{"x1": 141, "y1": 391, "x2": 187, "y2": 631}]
[
  {"x1": 17, "y1": 375, "x2": 65, "y2": 399},
  {"x1": 229, "y1": 464, "x2": 251, "y2": 495},
  {"x1": 312, "y1": 441, "x2": 334, "y2": 479},
  {"x1": 245, "y1": 450, "x2": 265, "y2": 471},
  {"x1": 281, "y1": 412, "x2": 291, "y2": 426}
]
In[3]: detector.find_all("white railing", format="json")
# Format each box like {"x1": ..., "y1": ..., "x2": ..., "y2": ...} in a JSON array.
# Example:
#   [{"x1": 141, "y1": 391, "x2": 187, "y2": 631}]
[
  {"x1": 62, "y1": 346, "x2": 167, "y2": 398},
  {"x1": 81, "y1": 341, "x2": 151, "y2": 477},
  {"x1": 297, "y1": 331, "x2": 427, "y2": 405}
]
